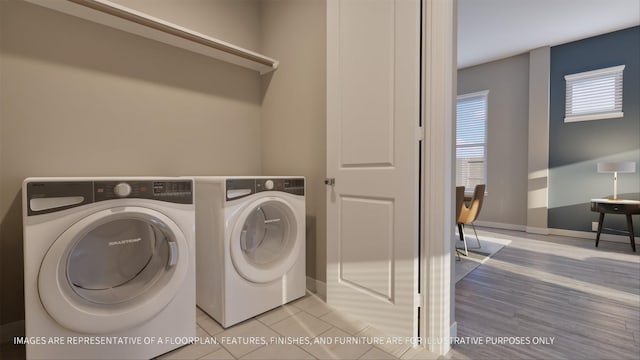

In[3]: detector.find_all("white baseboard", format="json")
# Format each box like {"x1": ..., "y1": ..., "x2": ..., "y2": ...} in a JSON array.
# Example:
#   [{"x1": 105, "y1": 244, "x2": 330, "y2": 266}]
[
  {"x1": 475, "y1": 220, "x2": 526, "y2": 232},
  {"x1": 450, "y1": 321, "x2": 457, "y2": 339},
  {"x1": 526, "y1": 226, "x2": 550, "y2": 235},
  {"x1": 478, "y1": 221, "x2": 638, "y2": 244},
  {"x1": 306, "y1": 276, "x2": 326, "y2": 299},
  {"x1": 548, "y1": 227, "x2": 639, "y2": 244},
  {"x1": 1, "y1": 320, "x2": 24, "y2": 344}
]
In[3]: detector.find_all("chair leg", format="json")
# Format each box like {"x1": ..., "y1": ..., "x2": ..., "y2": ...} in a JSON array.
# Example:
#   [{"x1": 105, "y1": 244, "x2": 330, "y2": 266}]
[
  {"x1": 462, "y1": 224, "x2": 469, "y2": 256},
  {"x1": 456, "y1": 223, "x2": 469, "y2": 256},
  {"x1": 471, "y1": 222, "x2": 481, "y2": 248}
]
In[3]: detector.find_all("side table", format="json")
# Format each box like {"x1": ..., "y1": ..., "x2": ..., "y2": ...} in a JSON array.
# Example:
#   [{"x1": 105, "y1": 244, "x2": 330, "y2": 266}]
[{"x1": 590, "y1": 199, "x2": 640, "y2": 252}]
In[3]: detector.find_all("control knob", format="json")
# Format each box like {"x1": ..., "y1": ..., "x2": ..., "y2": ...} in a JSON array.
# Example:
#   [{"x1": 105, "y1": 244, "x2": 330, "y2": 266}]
[
  {"x1": 114, "y1": 182, "x2": 132, "y2": 197},
  {"x1": 265, "y1": 179, "x2": 274, "y2": 190}
]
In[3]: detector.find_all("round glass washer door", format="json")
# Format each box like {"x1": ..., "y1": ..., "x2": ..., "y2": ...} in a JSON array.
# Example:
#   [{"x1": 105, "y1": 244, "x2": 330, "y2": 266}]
[
  {"x1": 230, "y1": 197, "x2": 301, "y2": 283},
  {"x1": 38, "y1": 207, "x2": 189, "y2": 334}
]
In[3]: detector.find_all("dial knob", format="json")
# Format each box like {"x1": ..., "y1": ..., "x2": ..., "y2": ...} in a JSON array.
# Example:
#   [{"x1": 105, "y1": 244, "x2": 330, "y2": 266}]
[
  {"x1": 113, "y1": 182, "x2": 132, "y2": 197},
  {"x1": 265, "y1": 180, "x2": 274, "y2": 190}
]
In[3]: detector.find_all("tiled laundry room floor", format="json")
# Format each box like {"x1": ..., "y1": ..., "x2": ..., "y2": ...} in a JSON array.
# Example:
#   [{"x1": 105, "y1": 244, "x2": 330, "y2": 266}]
[
  {"x1": 158, "y1": 293, "x2": 438, "y2": 360},
  {"x1": 1, "y1": 292, "x2": 438, "y2": 359}
]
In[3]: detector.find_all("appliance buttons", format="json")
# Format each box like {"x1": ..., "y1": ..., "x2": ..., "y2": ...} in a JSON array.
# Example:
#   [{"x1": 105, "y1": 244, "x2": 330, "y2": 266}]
[
  {"x1": 113, "y1": 183, "x2": 132, "y2": 197},
  {"x1": 265, "y1": 180, "x2": 274, "y2": 190}
]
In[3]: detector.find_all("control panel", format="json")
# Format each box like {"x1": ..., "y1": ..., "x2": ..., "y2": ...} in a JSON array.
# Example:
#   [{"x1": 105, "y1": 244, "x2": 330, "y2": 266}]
[
  {"x1": 26, "y1": 179, "x2": 193, "y2": 216},
  {"x1": 226, "y1": 178, "x2": 304, "y2": 201},
  {"x1": 95, "y1": 180, "x2": 192, "y2": 204},
  {"x1": 256, "y1": 178, "x2": 304, "y2": 195}
]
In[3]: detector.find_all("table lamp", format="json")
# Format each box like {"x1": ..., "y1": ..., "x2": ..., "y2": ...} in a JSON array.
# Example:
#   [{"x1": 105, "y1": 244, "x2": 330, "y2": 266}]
[{"x1": 597, "y1": 161, "x2": 636, "y2": 200}]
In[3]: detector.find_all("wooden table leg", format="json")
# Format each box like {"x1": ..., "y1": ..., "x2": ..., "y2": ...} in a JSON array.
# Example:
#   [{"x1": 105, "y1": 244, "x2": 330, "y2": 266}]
[
  {"x1": 626, "y1": 214, "x2": 636, "y2": 252},
  {"x1": 595, "y1": 212, "x2": 604, "y2": 247}
]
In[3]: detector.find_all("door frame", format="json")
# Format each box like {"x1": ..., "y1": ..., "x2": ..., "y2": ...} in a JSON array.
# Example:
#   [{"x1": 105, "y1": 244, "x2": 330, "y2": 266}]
[
  {"x1": 323, "y1": 0, "x2": 456, "y2": 355},
  {"x1": 421, "y1": 0, "x2": 456, "y2": 356}
]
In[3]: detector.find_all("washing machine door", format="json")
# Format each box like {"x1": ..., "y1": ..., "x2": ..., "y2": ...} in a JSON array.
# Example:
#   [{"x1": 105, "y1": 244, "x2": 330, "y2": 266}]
[
  {"x1": 230, "y1": 197, "x2": 301, "y2": 283},
  {"x1": 38, "y1": 206, "x2": 190, "y2": 334}
]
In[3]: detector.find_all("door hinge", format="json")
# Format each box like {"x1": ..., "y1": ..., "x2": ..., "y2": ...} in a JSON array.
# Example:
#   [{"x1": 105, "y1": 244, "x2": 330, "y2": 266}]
[
  {"x1": 415, "y1": 292, "x2": 424, "y2": 306},
  {"x1": 324, "y1": 178, "x2": 335, "y2": 186}
]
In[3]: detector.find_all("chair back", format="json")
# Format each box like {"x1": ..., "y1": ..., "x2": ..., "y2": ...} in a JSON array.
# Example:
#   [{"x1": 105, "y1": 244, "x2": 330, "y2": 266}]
[
  {"x1": 455, "y1": 186, "x2": 465, "y2": 223},
  {"x1": 458, "y1": 184, "x2": 485, "y2": 224}
]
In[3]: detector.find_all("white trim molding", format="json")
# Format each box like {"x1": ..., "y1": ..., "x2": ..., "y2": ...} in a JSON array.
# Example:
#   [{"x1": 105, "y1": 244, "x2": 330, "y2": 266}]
[
  {"x1": 548, "y1": 227, "x2": 639, "y2": 244},
  {"x1": 422, "y1": 0, "x2": 456, "y2": 356},
  {"x1": 526, "y1": 226, "x2": 550, "y2": 235},
  {"x1": 306, "y1": 276, "x2": 327, "y2": 300},
  {"x1": 475, "y1": 220, "x2": 526, "y2": 232},
  {"x1": 564, "y1": 112, "x2": 624, "y2": 123},
  {"x1": 457, "y1": 89, "x2": 489, "y2": 100},
  {"x1": 479, "y1": 222, "x2": 638, "y2": 244},
  {"x1": 564, "y1": 64, "x2": 625, "y2": 81}
]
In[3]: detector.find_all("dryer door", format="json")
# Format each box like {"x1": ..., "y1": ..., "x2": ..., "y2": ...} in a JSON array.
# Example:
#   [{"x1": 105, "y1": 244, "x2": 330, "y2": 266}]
[
  {"x1": 230, "y1": 197, "x2": 302, "y2": 283},
  {"x1": 38, "y1": 206, "x2": 190, "y2": 334}
]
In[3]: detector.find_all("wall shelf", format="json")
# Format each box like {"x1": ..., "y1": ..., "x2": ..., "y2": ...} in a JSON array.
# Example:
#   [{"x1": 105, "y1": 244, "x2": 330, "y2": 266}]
[{"x1": 25, "y1": 0, "x2": 279, "y2": 74}]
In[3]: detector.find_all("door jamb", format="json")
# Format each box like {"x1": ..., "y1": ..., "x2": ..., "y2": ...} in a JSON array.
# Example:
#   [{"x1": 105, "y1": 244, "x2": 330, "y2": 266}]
[{"x1": 421, "y1": 0, "x2": 456, "y2": 356}]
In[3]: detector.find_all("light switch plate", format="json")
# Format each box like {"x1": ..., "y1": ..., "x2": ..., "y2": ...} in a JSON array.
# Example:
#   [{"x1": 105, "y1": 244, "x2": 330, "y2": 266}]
[{"x1": 592, "y1": 222, "x2": 599, "y2": 231}]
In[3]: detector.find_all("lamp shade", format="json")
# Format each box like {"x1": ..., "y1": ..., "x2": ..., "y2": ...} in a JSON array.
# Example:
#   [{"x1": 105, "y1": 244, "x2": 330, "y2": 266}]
[{"x1": 597, "y1": 161, "x2": 636, "y2": 173}]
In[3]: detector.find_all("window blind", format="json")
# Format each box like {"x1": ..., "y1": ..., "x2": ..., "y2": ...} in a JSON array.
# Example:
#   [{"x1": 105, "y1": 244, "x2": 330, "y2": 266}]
[
  {"x1": 565, "y1": 65, "x2": 624, "y2": 122},
  {"x1": 456, "y1": 91, "x2": 488, "y2": 192}
]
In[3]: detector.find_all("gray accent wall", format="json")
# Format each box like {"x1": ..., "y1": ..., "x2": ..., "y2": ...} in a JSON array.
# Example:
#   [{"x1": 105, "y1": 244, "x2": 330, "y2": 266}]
[
  {"x1": 548, "y1": 26, "x2": 640, "y2": 235},
  {"x1": 457, "y1": 54, "x2": 530, "y2": 227}
]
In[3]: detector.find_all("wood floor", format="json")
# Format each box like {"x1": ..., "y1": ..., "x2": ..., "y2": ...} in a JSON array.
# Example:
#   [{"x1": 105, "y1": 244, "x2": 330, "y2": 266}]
[{"x1": 446, "y1": 228, "x2": 640, "y2": 360}]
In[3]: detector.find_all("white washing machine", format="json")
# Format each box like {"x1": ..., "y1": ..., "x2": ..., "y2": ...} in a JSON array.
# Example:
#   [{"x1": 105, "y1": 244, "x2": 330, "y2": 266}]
[
  {"x1": 193, "y1": 176, "x2": 305, "y2": 328},
  {"x1": 22, "y1": 177, "x2": 196, "y2": 359}
]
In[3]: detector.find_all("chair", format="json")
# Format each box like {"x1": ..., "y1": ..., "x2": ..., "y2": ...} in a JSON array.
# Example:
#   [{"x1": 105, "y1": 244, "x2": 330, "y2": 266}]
[
  {"x1": 454, "y1": 186, "x2": 466, "y2": 260},
  {"x1": 457, "y1": 184, "x2": 485, "y2": 256}
]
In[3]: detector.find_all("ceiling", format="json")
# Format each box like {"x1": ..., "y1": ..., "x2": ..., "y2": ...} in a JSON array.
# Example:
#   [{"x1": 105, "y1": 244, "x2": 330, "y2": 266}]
[{"x1": 457, "y1": 0, "x2": 640, "y2": 69}]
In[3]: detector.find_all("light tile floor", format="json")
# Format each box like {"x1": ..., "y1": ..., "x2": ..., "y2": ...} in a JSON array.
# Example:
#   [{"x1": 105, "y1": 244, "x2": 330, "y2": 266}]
[{"x1": 157, "y1": 293, "x2": 438, "y2": 360}]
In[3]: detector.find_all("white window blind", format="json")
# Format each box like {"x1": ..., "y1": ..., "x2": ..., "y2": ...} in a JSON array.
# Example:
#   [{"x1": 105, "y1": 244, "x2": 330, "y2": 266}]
[
  {"x1": 564, "y1": 65, "x2": 624, "y2": 122},
  {"x1": 456, "y1": 90, "x2": 488, "y2": 193}
]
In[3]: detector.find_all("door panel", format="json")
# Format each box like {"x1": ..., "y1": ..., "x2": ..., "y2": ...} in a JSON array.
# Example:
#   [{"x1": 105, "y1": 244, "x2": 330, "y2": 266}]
[
  {"x1": 339, "y1": 0, "x2": 395, "y2": 167},
  {"x1": 339, "y1": 196, "x2": 394, "y2": 300},
  {"x1": 327, "y1": 0, "x2": 420, "y2": 339}
]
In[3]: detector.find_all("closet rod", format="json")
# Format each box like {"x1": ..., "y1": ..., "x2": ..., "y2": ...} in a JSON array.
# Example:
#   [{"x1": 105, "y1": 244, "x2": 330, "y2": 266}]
[{"x1": 68, "y1": 0, "x2": 276, "y2": 68}]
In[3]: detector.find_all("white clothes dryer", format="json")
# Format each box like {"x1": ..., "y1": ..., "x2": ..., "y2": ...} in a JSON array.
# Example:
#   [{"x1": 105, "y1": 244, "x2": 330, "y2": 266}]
[
  {"x1": 193, "y1": 177, "x2": 305, "y2": 328},
  {"x1": 22, "y1": 177, "x2": 196, "y2": 359}
]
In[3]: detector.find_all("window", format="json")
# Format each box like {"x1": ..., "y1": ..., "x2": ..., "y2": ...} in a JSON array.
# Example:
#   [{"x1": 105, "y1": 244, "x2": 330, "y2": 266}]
[
  {"x1": 564, "y1": 65, "x2": 624, "y2": 122},
  {"x1": 456, "y1": 90, "x2": 488, "y2": 192}
]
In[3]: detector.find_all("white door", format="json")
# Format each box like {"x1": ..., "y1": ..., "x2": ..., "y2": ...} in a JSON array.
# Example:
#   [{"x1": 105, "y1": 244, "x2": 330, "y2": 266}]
[{"x1": 326, "y1": 0, "x2": 421, "y2": 339}]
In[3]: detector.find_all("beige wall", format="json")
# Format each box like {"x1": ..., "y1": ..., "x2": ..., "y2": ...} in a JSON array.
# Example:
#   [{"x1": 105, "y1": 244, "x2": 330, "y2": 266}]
[
  {"x1": 259, "y1": 0, "x2": 327, "y2": 283},
  {"x1": 113, "y1": 0, "x2": 261, "y2": 52},
  {"x1": 0, "y1": 0, "x2": 262, "y2": 325},
  {"x1": 527, "y1": 47, "x2": 550, "y2": 232},
  {"x1": 457, "y1": 54, "x2": 530, "y2": 226}
]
